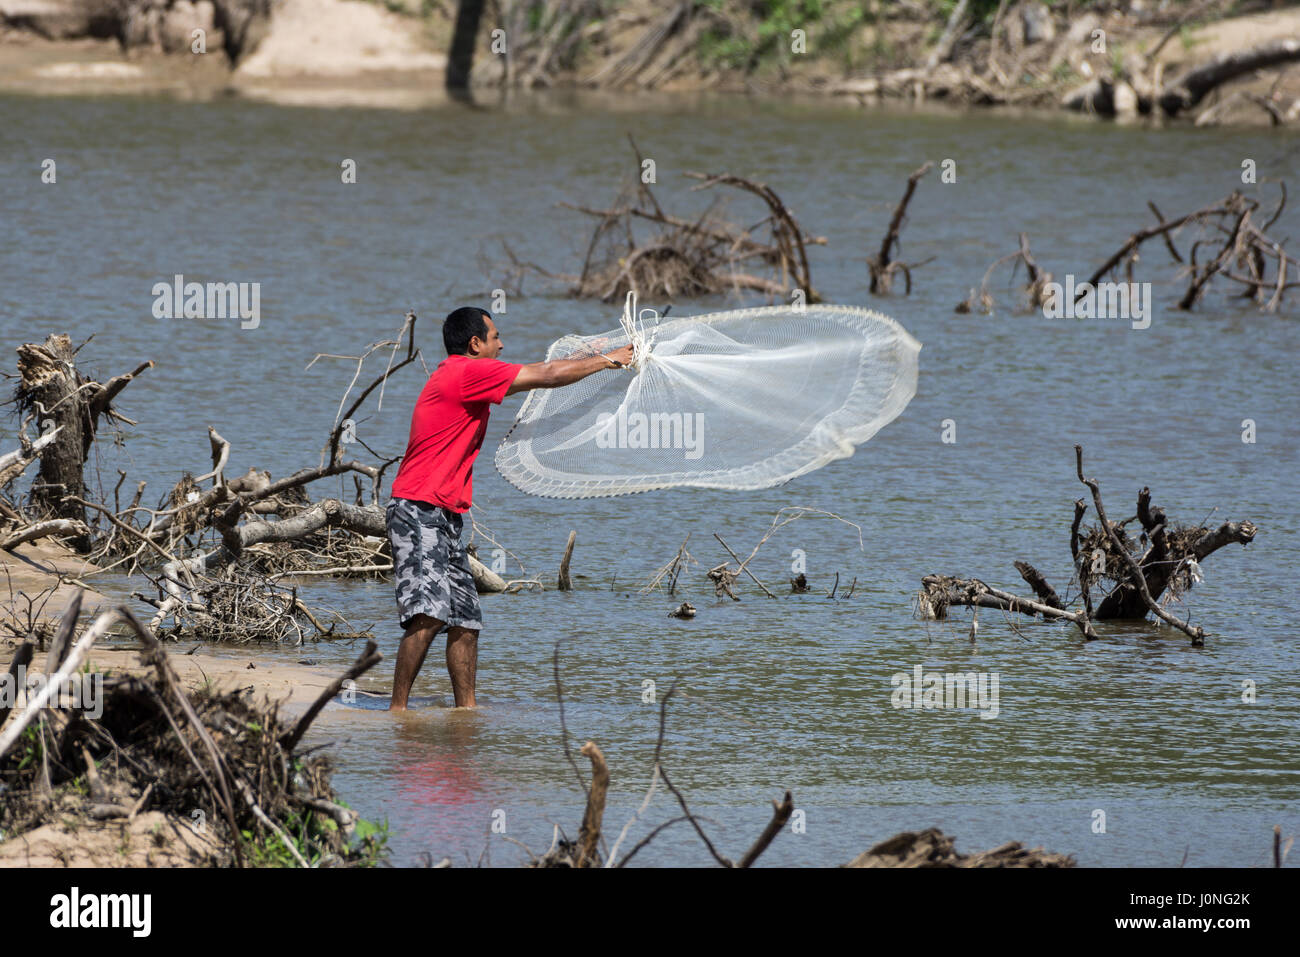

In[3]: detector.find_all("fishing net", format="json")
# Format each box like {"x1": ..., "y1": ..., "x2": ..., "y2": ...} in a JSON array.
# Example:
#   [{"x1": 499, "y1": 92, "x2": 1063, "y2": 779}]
[{"x1": 495, "y1": 294, "x2": 922, "y2": 498}]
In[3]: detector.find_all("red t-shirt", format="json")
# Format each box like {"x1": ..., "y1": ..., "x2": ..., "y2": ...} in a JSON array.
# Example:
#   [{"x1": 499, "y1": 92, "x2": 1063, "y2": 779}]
[{"x1": 390, "y1": 355, "x2": 523, "y2": 512}]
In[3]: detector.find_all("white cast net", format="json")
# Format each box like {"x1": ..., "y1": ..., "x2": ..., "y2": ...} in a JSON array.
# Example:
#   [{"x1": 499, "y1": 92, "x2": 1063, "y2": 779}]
[{"x1": 495, "y1": 294, "x2": 922, "y2": 498}]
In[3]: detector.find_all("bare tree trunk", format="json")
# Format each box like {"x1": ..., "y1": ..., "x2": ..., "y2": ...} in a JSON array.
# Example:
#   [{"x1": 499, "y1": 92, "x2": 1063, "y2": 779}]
[
  {"x1": 447, "y1": 0, "x2": 487, "y2": 90},
  {"x1": 17, "y1": 335, "x2": 90, "y2": 525},
  {"x1": 14, "y1": 334, "x2": 150, "y2": 532}
]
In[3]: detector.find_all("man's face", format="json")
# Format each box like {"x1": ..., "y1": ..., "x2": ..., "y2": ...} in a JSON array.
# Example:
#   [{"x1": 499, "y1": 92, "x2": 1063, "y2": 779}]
[{"x1": 472, "y1": 315, "x2": 503, "y2": 358}]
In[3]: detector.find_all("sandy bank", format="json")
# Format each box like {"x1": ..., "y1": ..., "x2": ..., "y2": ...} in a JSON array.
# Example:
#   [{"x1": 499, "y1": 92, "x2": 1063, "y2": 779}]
[{"x1": 1, "y1": 539, "x2": 390, "y2": 711}]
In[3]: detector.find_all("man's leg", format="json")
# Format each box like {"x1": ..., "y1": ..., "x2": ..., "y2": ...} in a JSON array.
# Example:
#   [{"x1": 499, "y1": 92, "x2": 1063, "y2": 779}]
[
  {"x1": 445, "y1": 626, "x2": 478, "y2": 708},
  {"x1": 390, "y1": 613, "x2": 444, "y2": 711}
]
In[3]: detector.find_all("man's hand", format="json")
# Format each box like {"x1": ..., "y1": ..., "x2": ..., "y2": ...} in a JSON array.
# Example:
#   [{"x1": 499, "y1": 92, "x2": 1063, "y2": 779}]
[{"x1": 604, "y1": 344, "x2": 635, "y2": 367}]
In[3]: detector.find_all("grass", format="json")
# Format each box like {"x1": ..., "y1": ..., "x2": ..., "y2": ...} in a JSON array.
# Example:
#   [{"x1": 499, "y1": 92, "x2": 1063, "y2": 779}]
[{"x1": 238, "y1": 791, "x2": 390, "y2": 868}]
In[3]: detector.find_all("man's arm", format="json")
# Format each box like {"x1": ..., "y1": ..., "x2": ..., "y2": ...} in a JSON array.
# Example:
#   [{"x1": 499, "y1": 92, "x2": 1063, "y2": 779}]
[{"x1": 505, "y1": 344, "x2": 636, "y2": 396}]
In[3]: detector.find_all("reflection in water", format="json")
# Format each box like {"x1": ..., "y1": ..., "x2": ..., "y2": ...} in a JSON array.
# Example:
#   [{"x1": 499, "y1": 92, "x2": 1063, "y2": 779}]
[{"x1": 391, "y1": 710, "x2": 487, "y2": 811}]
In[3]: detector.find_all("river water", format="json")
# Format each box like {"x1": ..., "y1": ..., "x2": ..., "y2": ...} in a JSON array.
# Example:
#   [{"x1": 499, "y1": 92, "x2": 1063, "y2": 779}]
[{"x1": 2, "y1": 91, "x2": 1297, "y2": 867}]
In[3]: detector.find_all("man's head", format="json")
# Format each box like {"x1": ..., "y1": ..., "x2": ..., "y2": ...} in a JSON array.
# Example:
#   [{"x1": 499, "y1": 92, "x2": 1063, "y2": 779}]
[{"x1": 443, "y1": 307, "x2": 503, "y2": 358}]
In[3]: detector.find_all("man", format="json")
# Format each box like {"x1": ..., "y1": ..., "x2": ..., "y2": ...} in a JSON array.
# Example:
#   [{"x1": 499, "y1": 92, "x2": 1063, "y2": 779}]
[{"x1": 386, "y1": 307, "x2": 634, "y2": 710}]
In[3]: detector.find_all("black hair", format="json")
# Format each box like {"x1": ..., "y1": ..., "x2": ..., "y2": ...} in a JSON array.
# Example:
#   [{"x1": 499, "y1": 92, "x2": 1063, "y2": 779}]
[{"x1": 443, "y1": 307, "x2": 492, "y2": 356}]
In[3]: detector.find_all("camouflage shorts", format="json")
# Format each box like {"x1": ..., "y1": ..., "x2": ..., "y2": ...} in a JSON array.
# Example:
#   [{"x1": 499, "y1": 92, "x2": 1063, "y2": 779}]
[{"x1": 385, "y1": 497, "x2": 483, "y2": 632}]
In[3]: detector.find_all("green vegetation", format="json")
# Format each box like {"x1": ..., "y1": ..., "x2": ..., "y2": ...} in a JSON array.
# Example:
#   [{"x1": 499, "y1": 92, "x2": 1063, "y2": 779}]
[
  {"x1": 240, "y1": 801, "x2": 389, "y2": 868},
  {"x1": 698, "y1": 0, "x2": 885, "y2": 73},
  {"x1": 12, "y1": 723, "x2": 42, "y2": 773}
]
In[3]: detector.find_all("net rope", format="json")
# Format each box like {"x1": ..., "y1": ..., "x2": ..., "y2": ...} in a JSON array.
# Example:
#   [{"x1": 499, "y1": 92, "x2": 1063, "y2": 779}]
[{"x1": 495, "y1": 292, "x2": 922, "y2": 498}]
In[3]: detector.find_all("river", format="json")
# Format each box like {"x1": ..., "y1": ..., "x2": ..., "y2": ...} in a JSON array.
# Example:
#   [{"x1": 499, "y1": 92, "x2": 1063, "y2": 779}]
[{"x1": 2, "y1": 91, "x2": 1297, "y2": 866}]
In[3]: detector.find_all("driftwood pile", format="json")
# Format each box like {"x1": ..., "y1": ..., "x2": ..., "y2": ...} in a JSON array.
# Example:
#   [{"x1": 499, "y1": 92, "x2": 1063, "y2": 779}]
[
  {"x1": 0, "y1": 595, "x2": 386, "y2": 866},
  {"x1": 823, "y1": 1, "x2": 1300, "y2": 127},
  {"x1": 0, "y1": 321, "x2": 442, "y2": 643},
  {"x1": 918, "y1": 446, "x2": 1257, "y2": 646},
  {"x1": 1085, "y1": 185, "x2": 1294, "y2": 313},
  {"x1": 846, "y1": 827, "x2": 1074, "y2": 868},
  {"x1": 503, "y1": 136, "x2": 822, "y2": 303},
  {"x1": 962, "y1": 182, "x2": 1294, "y2": 315}
]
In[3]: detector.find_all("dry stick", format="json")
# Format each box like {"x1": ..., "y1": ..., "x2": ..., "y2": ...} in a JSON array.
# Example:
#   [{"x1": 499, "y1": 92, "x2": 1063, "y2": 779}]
[
  {"x1": 1179, "y1": 205, "x2": 1252, "y2": 309},
  {"x1": 926, "y1": 0, "x2": 969, "y2": 71},
  {"x1": 87, "y1": 359, "x2": 153, "y2": 419},
  {"x1": 1262, "y1": 182, "x2": 1288, "y2": 232},
  {"x1": 67, "y1": 495, "x2": 189, "y2": 574},
  {"x1": 960, "y1": 247, "x2": 1022, "y2": 313},
  {"x1": 1079, "y1": 197, "x2": 1234, "y2": 300},
  {"x1": 194, "y1": 426, "x2": 230, "y2": 485},
  {"x1": 713, "y1": 534, "x2": 776, "y2": 599},
  {"x1": 627, "y1": 134, "x2": 666, "y2": 219},
  {"x1": 557, "y1": 530, "x2": 577, "y2": 591},
  {"x1": 613, "y1": 815, "x2": 692, "y2": 868},
  {"x1": 117, "y1": 607, "x2": 244, "y2": 867},
  {"x1": 1147, "y1": 202, "x2": 1186, "y2": 263},
  {"x1": 667, "y1": 533, "x2": 690, "y2": 595},
  {"x1": 269, "y1": 563, "x2": 392, "y2": 580},
  {"x1": 0, "y1": 641, "x2": 34, "y2": 730},
  {"x1": 1161, "y1": 37, "x2": 1300, "y2": 114},
  {"x1": 0, "y1": 425, "x2": 62, "y2": 480},
  {"x1": 605, "y1": 765, "x2": 661, "y2": 866},
  {"x1": 127, "y1": 782, "x2": 154, "y2": 823},
  {"x1": 1074, "y1": 446, "x2": 1205, "y2": 645},
  {"x1": 827, "y1": 572, "x2": 839, "y2": 599},
  {"x1": 45, "y1": 589, "x2": 83, "y2": 674},
  {"x1": 279, "y1": 640, "x2": 382, "y2": 753},
  {"x1": 919, "y1": 577, "x2": 1095, "y2": 632},
  {"x1": 316, "y1": 311, "x2": 418, "y2": 466},
  {"x1": 0, "y1": 600, "x2": 115, "y2": 759},
  {"x1": 233, "y1": 776, "x2": 310, "y2": 868},
  {"x1": 0, "y1": 519, "x2": 91, "y2": 552},
  {"x1": 1013, "y1": 561, "x2": 1064, "y2": 609},
  {"x1": 737, "y1": 791, "x2": 795, "y2": 868},
  {"x1": 687, "y1": 171, "x2": 818, "y2": 301},
  {"x1": 1267, "y1": 247, "x2": 1289, "y2": 312},
  {"x1": 653, "y1": 677, "x2": 732, "y2": 867},
  {"x1": 575, "y1": 741, "x2": 609, "y2": 868},
  {"x1": 1070, "y1": 499, "x2": 1099, "y2": 640},
  {"x1": 869, "y1": 161, "x2": 934, "y2": 294},
  {"x1": 553, "y1": 641, "x2": 589, "y2": 800}
]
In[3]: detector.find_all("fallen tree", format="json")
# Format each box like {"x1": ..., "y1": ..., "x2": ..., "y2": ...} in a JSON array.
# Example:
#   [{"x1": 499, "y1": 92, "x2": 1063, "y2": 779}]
[{"x1": 917, "y1": 446, "x2": 1256, "y2": 646}]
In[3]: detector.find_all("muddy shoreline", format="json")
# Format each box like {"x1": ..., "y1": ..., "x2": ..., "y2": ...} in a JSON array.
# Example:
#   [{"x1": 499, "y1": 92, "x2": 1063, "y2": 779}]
[
  {"x1": 0, "y1": 541, "x2": 387, "y2": 711},
  {"x1": 3, "y1": 2, "x2": 1298, "y2": 125}
]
